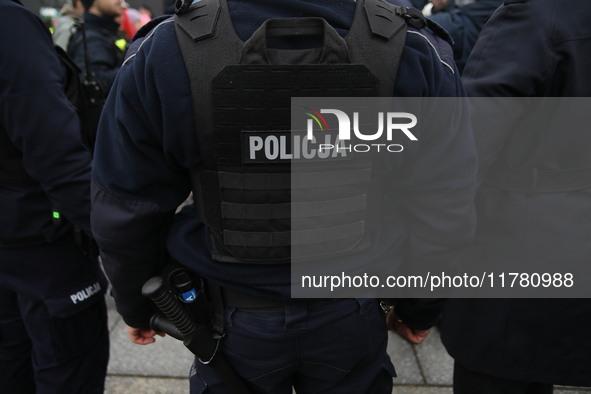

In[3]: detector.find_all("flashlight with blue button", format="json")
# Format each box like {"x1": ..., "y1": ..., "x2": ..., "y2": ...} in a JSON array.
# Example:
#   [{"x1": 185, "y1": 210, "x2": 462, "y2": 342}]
[
  {"x1": 169, "y1": 269, "x2": 213, "y2": 326},
  {"x1": 171, "y1": 271, "x2": 198, "y2": 303}
]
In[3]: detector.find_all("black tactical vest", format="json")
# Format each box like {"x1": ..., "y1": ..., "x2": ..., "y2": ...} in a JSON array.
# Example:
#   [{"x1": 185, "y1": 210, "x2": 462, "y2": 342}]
[{"x1": 175, "y1": 0, "x2": 415, "y2": 264}]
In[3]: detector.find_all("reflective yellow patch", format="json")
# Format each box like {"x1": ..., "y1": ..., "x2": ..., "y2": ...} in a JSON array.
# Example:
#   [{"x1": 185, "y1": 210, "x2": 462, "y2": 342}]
[{"x1": 115, "y1": 38, "x2": 127, "y2": 52}]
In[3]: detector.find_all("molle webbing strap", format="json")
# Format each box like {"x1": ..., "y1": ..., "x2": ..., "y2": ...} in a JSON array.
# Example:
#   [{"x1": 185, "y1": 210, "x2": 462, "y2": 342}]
[
  {"x1": 292, "y1": 169, "x2": 372, "y2": 188},
  {"x1": 221, "y1": 195, "x2": 368, "y2": 220},
  {"x1": 290, "y1": 195, "x2": 367, "y2": 218},
  {"x1": 218, "y1": 172, "x2": 290, "y2": 190},
  {"x1": 190, "y1": 168, "x2": 372, "y2": 227},
  {"x1": 223, "y1": 221, "x2": 365, "y2": 247},
  {"x1": 218, "y1": 169, "x2": 371, "y2": 190},
  {"x1": 221, "y1": 202, "x2": 291, "y2": 220}
]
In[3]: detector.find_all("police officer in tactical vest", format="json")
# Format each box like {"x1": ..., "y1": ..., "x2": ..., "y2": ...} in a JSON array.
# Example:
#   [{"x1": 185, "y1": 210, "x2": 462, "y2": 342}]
[
  {"x1": 0, "y1": 0, "x2": 110, "y2": 392},
  {"x1": 92, "y1": 0, "x2": 478, "y2": 392}
]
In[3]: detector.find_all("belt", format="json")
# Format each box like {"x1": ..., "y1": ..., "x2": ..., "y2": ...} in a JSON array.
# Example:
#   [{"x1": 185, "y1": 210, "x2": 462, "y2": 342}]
[{"x1": 222, "y1": 287, "x2": 344, "y2": 313}]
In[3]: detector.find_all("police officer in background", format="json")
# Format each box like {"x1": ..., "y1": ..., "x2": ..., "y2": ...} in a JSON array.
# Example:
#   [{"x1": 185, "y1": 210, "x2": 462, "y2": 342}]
[
  {"x1": 53, "y1": 0, "x2": 85, "y2": 51},
  {"x1": 67, "y1": 0, "x2": 126, "y2": 97},
  {"x1": 92, "y1": 0, "x2": 477, "y2": 392},
  {"x1": 406, "y1": 0, "x2": 503, "y2": 73},
  {"x1": 428, "y1": 0, "x2": 503, "y2": 73},
  {"x1": 440, "y1": 0, "x2": 591, "y2": 392},
  {"x1": 0, "y1": 0, "x2": 109, "y2": 392}
]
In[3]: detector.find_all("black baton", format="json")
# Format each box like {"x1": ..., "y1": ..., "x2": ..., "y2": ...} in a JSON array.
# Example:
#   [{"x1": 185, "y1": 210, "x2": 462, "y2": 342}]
[{"x1": 142, "y1": 276, "x2": 253, "y2": 394}]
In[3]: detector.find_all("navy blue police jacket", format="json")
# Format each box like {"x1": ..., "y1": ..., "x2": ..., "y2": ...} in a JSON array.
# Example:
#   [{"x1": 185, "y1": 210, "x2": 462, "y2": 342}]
[
  {"x1": 428, "y1": 0, "x2": 503, "y2": 73},
  {"x1": 0, "y1": 0, "x2": 93, "y2": 245},
  {"x1": 68, "y1": 12, "x2": 123, "y2": 97},
  {"x1": 92, "y1": 0, "x2": 478, "y2": 329},
  {"x1": 441, "y1": 0, "x2": 591, "y2": 386}
]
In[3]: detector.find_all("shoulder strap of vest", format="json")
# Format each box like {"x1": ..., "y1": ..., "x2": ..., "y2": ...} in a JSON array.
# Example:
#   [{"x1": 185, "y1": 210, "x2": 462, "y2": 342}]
[
  {"x1": 345, "y1": 0, "x2": 408, "y2": 97},
  {"x1": 175, "y1": 0, "x2": 222, "y2": 41},
  {"x1": 175, "y1": 0, "x2": 241, "y2": 169}
]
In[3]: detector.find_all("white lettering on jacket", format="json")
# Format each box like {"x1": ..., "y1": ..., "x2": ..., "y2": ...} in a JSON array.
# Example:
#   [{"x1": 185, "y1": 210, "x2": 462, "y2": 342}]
[{"x1": 69, "y1": 282, "x2": 102, "y2": 304}]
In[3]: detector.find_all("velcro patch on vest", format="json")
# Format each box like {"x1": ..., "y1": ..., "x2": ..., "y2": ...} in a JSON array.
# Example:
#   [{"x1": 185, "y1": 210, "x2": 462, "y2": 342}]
[{"x1": 241, "y1": 130, "x2": 350, "y2": 164}]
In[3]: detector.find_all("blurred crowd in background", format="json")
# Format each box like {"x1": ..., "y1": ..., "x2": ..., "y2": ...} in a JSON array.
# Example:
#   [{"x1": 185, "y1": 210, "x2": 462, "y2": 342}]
[
  {"x1": 32, "y1": 0, "x2": 161, "y2": 40},
  {"x1": 27, "y1": 0, "x2": 478, "y2": 46}
]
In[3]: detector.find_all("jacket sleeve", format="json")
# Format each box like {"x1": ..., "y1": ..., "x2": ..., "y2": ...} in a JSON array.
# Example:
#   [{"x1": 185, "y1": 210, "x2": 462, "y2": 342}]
[
  {"x1": 91, "y1": 22, "x2": 194, "y2": 327},
  {"x1": 0, "y1": 3, "x2": 93, "y2": 236},
  {"x1": 462, "y1": 1, "x2": 553, "y2": 177},
  {"x1": 387, "y1": 29, "x2": 478, "y2": 329},
  {"x1": 428, "y1": 2, "x2": 469, "y2": 72}
]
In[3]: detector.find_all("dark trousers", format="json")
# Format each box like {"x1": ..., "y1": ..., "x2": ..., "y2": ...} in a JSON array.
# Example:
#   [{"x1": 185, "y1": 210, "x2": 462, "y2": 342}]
[
  {"x1": 0, "y1": 236, "x2": 110, "y2": 394},
  {"x1": 190, "y1": 298, "x2": 395, "y2": 394},
  {"x1": 454, "y1": 361, "x2": 554, "y2": 394}
]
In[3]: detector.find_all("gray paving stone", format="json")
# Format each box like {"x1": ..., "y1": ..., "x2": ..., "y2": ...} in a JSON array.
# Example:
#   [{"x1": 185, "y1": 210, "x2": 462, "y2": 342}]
[
  {"x1": 413, "y1": 328, "x2": 454, "y2": 386},
  {"x1": 105, "y1": 376, "x2": 189, "y2": 394},
  {"x1": 555, "y1": 387, "x2": 591, "y2": 393},
  {"x1": 388, "y1": 385, "x2": 591, "y2": 394},
  {"x1": 104, "y1": 380, "x2": 590, "y2": 394},
  {"x1": 388, "y1": 331, "x2": 425, "y2": 385},
  {"x1": 392, "y1": 386, "x2": 452, "y2": 394},
  {"x1": 107, "y1": 317, "x2": 194, "y2": 378},
  {"x1": 105, "y1": 293, "x2": 121, "y2": 332}
]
